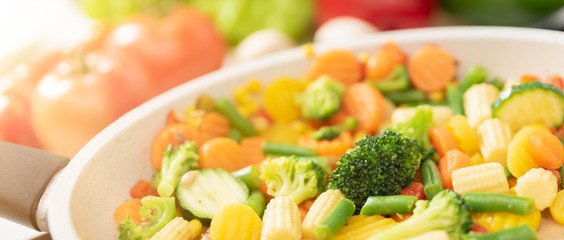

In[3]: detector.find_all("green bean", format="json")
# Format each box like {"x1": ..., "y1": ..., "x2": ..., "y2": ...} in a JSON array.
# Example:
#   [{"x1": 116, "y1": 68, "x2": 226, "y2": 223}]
[
  {"x1": 266, "y1": 155, "x2": 331, "y2": 174},
  {"x1": 421, "y1": 159, "x2": 443, "y2": 200},
  {"x1": 384, "y1": 89, "x2": 426, "y2": 105},
  {"x1": 360, "y1": 195, "x2": 417, "y2": 215},
  {"x1": 214, "y1": 97, "x2": 257, "y2": 137},
  {"x1": 262, "y1": 142, "x2": 316, "y2": 156},
  {"x1": 460, "y1": 65, "x2": 488, "y2": 92},
  {"x1": 446, "y1": 83, "x2": 464, "y2": 115},
  {"x1": 558, "y1": 166, "x2": 564, "y2": 189},
  {"x1": 465, "y1": 224, "x2": 537, "y2": 240},
  {"x1": 245, "y1": 190, "x2": 266, "y2": 218},
  {"x1": 463, "y1": 192, "x2": 534, "y2": 216},
  {"x1": 368, "y1": 65, "x2": 410, "y2": 93},
  {"x1": 227, "y1": 128, "x2": 242, "y2": 142},
  {"x1": 315, "y1": 198, "x2": 355, "y2": 240},
  {"x1": 231, "y1": 165, "x2": 261, "y2": 189},
  {"x1": 503, "y1": 166, "x2": 513, "y2": 180}
]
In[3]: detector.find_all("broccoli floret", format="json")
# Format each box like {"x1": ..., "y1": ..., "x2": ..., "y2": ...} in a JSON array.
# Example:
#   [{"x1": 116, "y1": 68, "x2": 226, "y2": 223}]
[
  {"x1": 311, "y1": 116, "x2": 358, "y2": 140},
  {"x1": 369, "y1": 190, "x2": 472, "y2": 240},
  {"x1": 328, "y1": 130, "x2": 421, "y2": 211},
  {"x1": 388, "y1": 104, "x2": 433, "y2": 149},
  {"x1": 301, "y1": 75, "x2": 345, "y2": 121},
  {"x1": 118, "y1": 196, "x2": 176, "y2": 240},
  {"x1": 260, "y1": 156, "x2": 328, "y2": 204},
  {"x1": 157, "y1": 142, "x2": 199, "y2": 197}
]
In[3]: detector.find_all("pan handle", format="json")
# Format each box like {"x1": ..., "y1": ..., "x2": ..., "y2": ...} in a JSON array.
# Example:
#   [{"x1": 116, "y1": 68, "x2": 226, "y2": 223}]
[{"x1": 0, "y1": 141, "x2": 69, "y2": 231}]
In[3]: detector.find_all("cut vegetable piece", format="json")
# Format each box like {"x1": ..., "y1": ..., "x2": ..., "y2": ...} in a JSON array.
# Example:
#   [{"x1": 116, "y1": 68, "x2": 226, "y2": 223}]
[
  {"x1": 210, "y1": 203, "x2": 262, "y2": 240},
  {"x1": 176, "y1": 168, "x2": 249, "y2": 222},
  {"x1": 492, "y1": 81, "x2": 564, "y2": 131}
]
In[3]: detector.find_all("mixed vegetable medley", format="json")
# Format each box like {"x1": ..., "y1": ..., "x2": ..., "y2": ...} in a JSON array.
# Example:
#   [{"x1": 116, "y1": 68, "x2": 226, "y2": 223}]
[{"x1": 113, "y1": 41, "x2": 564, "y2": 240}]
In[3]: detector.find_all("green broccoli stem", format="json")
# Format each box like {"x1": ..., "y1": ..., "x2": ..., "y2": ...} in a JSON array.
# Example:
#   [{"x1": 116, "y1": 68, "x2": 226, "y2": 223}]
[
  {"x1": 232, "y1": 165, "x2": 261, "y2": 189},
  {"x1": 463, "y1": 193, "x2": 534, "y2": 216},
  {"x1": 262, "y1": 142, "x2": 316, "y2": 156},
  {"x1": 360, "y1": 195, "x2": 418, "y2": 215},
  {"x1": 245, "y1": 190, "x2": 266, "y2": 218},
  {"x1": 315, "y1": 198, "x2": 356, "y2": 240},
  {"x1": 447, "y1": 84, "x2": 465, "y2": 116},
  {"x1": 368, "y1": 65, "x2": 410, "y2": 93},
  {"x1": 139, "y1": 196, "x2": 176, "y2": 239},
  {"x1": 384, "y1": 89, "x2": 426, "y2": 105},
  {"x1": 459, "y1": 65, "x2": 488, "y2": 92},
  {"x1": 421, "y1": 159, "x2": 443, "y2": 200},
  {"x1": 214, "y1": 97, "x2": 257, "y2": 137},
  {"x1": 465, "y1": 224, "x2": 537, "y2": 240},
  {"x1": 158, "y1": 142, "x2": 199, "y2": 197}
]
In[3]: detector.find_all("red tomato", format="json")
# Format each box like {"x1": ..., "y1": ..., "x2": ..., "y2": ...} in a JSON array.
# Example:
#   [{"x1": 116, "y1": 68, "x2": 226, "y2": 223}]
[
  {"x1": 316, "y1": 0, "x2": 435, "y2": 30},
  {"x1": 30, "y1": 52, "x2": 153, "y2": 157},
  {"x1": 399, "y1": 181, "x2": 427, "y2": 200},
  {"x1": 104, "y1": 6, "x2": 226, "y2": 94},
  {"x1": 0, "y1": 94, "x2": 40, "y2": 148}
]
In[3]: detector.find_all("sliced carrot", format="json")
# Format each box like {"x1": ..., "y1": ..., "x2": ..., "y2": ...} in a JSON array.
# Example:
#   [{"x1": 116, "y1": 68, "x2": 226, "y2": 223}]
[
  {"x1": 113, "y1": 198, "x2": 143, "y2": 226},
  {"x1": 343, "y1": 83, "x2": 385, "y2": 134},
  {"x1": 438, "y1": 149, "x2": 470, "y2": 189},
  {"x1": 198, "y1": 111, "x2": 231, "y2": 143},
  {"x1": 310, "y1": 49, "x2": 362, "y2": 86},
  {"x1": 429, "y1": 126, "x2": 458, "y2": 157},
  {"x1": 241, "y1": 136, "x2": 267, "y2": 166},
  {"x1": 545, "y1": 75, "x2": 564, "y2": 90},
  {"x1": 365, "y1": 41, "x2": 407, "y2": 81},
  {"x1": 129, "y1": 179, "x2": 159, "y2": 199},
  {"x1": 199, "y1": 137, "x2": 246, "y2": 172},
  {"x1": 408, "y1": 44, "x2": 456, "y2": 92},
  {"x1": 527, "y1": 131, "x2": 564, "y2": 169},
  {"x1": 150, "y1": 123, "x2": 201, "y2": 170},
  {"x1": 165, "y1": 110, "x2": 183, "y2": 125},
  {"x1": 520, "y1": 74, "x2": 539, "y2": 84},
  {"x1": 297, "y1": 131, "x2": 353, "y2": 168}
]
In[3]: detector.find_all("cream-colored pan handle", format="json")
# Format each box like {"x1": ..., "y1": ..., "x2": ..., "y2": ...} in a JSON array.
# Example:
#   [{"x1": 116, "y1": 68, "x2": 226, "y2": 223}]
[{"x1": 0, "y1": 141, "x2": 68, "y2": 231}]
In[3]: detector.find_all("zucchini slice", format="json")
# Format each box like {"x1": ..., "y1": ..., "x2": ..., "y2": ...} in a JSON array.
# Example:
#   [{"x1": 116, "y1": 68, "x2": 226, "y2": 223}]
[
  {"x1": 491, "y1": 81, "x2": 564, "y2": 131},
  {"x1": 176, "y1": 168, "x2": 249, "y2": 222}
]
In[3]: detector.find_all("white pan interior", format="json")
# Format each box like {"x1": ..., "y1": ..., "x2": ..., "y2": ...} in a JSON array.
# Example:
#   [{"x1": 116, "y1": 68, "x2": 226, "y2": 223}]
[{"x1": 48, "y1": 26, "x2": 564, "y2": 239}]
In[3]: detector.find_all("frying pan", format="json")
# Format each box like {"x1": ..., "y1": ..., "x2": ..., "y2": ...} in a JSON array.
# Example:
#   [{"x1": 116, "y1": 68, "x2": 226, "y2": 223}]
[{"x1": 3, "y1": 26, "x2": 564, "y2": 239}]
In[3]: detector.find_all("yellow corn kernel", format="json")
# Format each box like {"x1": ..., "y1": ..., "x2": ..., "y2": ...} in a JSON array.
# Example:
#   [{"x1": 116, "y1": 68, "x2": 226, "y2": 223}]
[
  {"x1": 248, "y1": 78, "x2": 262, "y2": 92},
  {"x1": 391, "y1": 106, "x2": 453, "y2": 127},
  {"x1": 507, "y1": 125, "x2": 549, "y2": 177},
  {"x1": 151, "y1": 217, "x2": 201, "y2": 240},
  {"x1": 302, "y1": 43, "x2": 315, "y2": 58},
  {"x1": 445, "y1": 115, "x2": 479, "y2": 156},
  {"x1": 452, "y1": 162, "x2": 509, "y2": 194},
  {"x1": 261, "y1": 196, "x2": 302, "y2": 240},
  {"x1": 463, "y1": 83, "x2": 500, "y2": 128},
  {"x1": 184, "y1": 106, "x2": 205, "y2": 127},
  {"x1": 550, "y1": 190, "x2": 564, "y2": 225},
  {"x1": 210, "y1": 203, "x2": 262, "y2": 240},
  {"x1": 263, "y1": 77, "x2": 305, "y2": 123},
  {"x1": 515, "y1": 168, "x2": 558, "y2": 210},
  {"x1": 302, "y1": 190, "x2": 345, "y2": 239},
  {"x1": 333, "y1": 215, "x2": 396, "y2": 240},
  {"x1": 470, "y1": 209, "x2": 541, "y2": 232},
  {"x1": 476, "y1": 119, "x2": 512, "y2": 166},
  {"x1": 262, "y1": 121, "x2": 310, "y2": 144},
  {"x1": 428, "y1": 91, "x2": 445, "y2": 103},
  {"x1": 469, "y1": 153, "x2": 484, "y2": 166}
]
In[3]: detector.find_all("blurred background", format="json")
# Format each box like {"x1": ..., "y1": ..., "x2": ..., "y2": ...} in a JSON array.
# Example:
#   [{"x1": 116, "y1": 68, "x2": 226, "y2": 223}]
[{"x1": 2, "y1": 0, "x2": 564, "y2": 237}]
